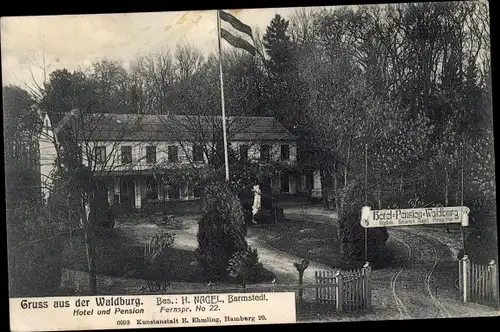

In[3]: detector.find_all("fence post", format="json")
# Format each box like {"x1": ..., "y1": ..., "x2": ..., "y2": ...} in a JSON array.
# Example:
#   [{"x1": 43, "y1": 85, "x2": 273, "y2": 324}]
[
  {"x1": 462, "y1": 255, "x2": 470, "y2": 303},
  {"x1": 363, "y1": 262, "x2": 372, "y2": 310},
  {"x1": 458, "y1": 258, "x2": 463, "y2": 297},
  {"x1": 315, "y1": 271, "x2": 319, "y2": 304},
  {"x1": 336, "y1": 272, "x2": 343, "y2": 313},
  {"x1": 489, "y1": 260, "x2": 499, "y2": 307}
]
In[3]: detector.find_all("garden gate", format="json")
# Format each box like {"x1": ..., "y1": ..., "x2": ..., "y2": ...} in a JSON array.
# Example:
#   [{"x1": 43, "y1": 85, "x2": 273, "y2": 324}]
[
  {"x1": 458, "y1": 256, "x2": 499, "y2": 307},
  {"x1": 314, "y1": 263, "x2": 372, "y2": 312}
]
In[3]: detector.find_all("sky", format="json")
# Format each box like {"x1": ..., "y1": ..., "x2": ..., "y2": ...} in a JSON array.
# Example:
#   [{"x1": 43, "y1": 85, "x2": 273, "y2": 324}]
[{"x1": 1, "y1": 7, "x2": 299, "y2": 89}]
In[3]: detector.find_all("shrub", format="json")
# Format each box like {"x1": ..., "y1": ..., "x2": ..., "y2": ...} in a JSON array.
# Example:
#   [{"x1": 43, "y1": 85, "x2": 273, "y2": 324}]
[
  {"x1": 252, "y1": 206, "x2": 286, "y2": 224},
  {"x1": 8, "y1": 237, "x2": 64, "y2": 297},
  {"x1": 92, "y1": 194, "x2": 115, "y2": 231},
  {"x1": 240, "y1": 186, "x2": 285, "y2": 224},
  {"x1": 338, "y1": 180, "x2": 389, "y2": 264},
  {"x1": 150, "y1": 230, "x2": 176, "y2": 252},
  {"x1": 464, "y1": 193, "x2": 498, "y2": 264},
  {"x1": 7, "y1": 205, "x2": 65, "y2": 297},
  {"x1": 465, "y1": 230, "x2": 498, "y2": 265},
  {"x1": 46, "y1": 177, "x2": 80, "y2": 227},
  {"x1": 466, "y1": 193, "x2": 497, "y2": 231},
  {"x1": 144, "y1": 230, "x2": 176, "y2": 291},
  {"x1": 195, "y1": 178, "x2": 248, "y2": 281},
  {"x1": 227, "y1": 246, "x2": 275, "y2": 285}
]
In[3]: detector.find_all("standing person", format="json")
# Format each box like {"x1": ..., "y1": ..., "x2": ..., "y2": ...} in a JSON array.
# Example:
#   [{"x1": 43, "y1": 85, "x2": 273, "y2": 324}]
[{"x1": 252, "y1": 184, "x2": 262, "y2": 224}]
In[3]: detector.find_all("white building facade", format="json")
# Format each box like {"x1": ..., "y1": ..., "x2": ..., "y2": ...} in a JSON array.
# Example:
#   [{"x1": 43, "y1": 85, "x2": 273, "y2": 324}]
[{"x1": 39, "y1": 111, "x2": 322, "y2": 212}]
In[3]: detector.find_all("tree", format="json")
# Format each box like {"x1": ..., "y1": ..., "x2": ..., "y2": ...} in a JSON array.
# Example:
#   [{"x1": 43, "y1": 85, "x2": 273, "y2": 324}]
[
  {"x1": 40, "y1": 69, "x2": 93, "y2": 125},
  {"x1": 35, "y1": 64, "x2": 160, "y2": 294},
  {"x1": 195, "y1": 177, "x2": 248, "y2": 281},
  {"x1": 4, "y1": 85, "x2": 67, "y2": 296},
  {"x1": 129, "y1": 49, "x2": 176, "y2": 114},
  {"x1": 6, "y1": 44, "x2": 89, "y2": 296},
  {"x1": 174, "y1": 43, "x2": 204, "y2": 82},
  {"x1": 155, "y1": 47, "x2": 263, "y2": 177},
  {"x1": 262, "y1": 14, "x2": 306, "y2": 129},
  {"x1": 223, "y1": 50, "x2": 267, "y2": 117},
  {"x1": 298, "y1": 14, "x2": 365, "y2": 212},
  {"x1": 263, "y1": 15, "x2": 295, "y2": 77},
  {"x1": 3, "y1": 85, "x2": 41, "y2": 208},
  {"x1": 339, "y1": 178, "x2": 389, "y2": 264},
  {"x1": 46, "y1": 111, "x2": 160, "y2": 294},
  {"x1": 90, "y1": 59, "x2": 134, "y2": 114}
]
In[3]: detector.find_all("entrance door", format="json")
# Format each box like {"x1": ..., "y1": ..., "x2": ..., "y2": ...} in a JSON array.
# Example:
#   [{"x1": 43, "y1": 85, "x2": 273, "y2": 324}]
[
  {"x1": 120, "y1": 178, "x2": 135, "y2": 211},
  {"x1": 305, "y1": 170, "x2": 314, "y2": 192},
  {"x1": 280, "y1": 171, "x2": 290, "y2": 194}
]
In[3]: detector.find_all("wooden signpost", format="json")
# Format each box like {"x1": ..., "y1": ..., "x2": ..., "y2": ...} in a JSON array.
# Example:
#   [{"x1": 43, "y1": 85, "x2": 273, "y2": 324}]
[{"x1": 359, "y1": 206, "x2": 470, "y2": 228}]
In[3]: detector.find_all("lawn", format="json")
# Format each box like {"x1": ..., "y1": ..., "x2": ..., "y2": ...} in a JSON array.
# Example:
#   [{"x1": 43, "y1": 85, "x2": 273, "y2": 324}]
[
  {"x1": 61, "y1": 227, "x2": 205, "y2": 283},
  {"x1": 253, "y1": 219, "x2": 343, "y2": 268}
]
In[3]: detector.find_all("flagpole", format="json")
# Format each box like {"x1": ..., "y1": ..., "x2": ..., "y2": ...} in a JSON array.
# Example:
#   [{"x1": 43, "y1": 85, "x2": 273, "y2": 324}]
[{"x1": 217, "y1": 10, "x2": 230, "y2": 181}]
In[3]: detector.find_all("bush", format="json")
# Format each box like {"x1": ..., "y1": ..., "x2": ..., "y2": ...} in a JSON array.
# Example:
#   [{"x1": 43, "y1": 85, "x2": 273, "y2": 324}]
[
  {"x1": 464, "y1": 193, "x2": 498, "y2": 264},
  {"x1": 46, "y1": 177, "x2": 80, "y2": 227},
  {"x1": 252, "y1": 206, "x2": 286, "y2": 224},
  {"x1": 7, "y1": 205, "x2": 65, "y2": 297},
  {"x1": 47, "y1": 174, "x2": 115, "y2": 231},
  {"x1": 240, "y1": 187, "x2": 285, "y2": 224},
  {"x1": 466, "y1": 193, "x2": 497, "y2": 231},
  {"x1": 465, "y1": 230, "x2": 498, "y2": 265},
  {"x1": 338, "y1": 180, "x2": 389, "y2": 264},
  {"x1": 195, "y1": 178, "x2": 248, "y2": 281},
  {"x1": 143, "y1": 230, "x2": 176, "y2": 291},
  {"x1": 8, "y1": 237, "x2": 64, "y2": 297},
  {"x1": 91, "y1": 186, "x2": 115, "y2": 231},
  {"x1": 227, "y1": 246, "x2": 275, "y2": 285}
]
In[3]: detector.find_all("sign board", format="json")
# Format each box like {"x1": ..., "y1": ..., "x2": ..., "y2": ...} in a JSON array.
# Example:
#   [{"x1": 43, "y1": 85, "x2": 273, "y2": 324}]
[
  {"x1": 360, "y1": 206, "x2": 470, "y2": 228},
  {"x1": 9, "y1": 293, "x2": 296, "y2": 331}
]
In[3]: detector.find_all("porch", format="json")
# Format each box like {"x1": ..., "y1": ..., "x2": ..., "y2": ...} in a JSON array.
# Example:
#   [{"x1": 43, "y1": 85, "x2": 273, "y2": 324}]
[
  {"x1": 102, "y1": 169, "x2": 322, "y2": 214},
  {"x1": 279, "y1": 168, "x2": 322, "y2": 199},
  {"x1": 105, "y1": 175, "x2": 200, "y2": 212}
]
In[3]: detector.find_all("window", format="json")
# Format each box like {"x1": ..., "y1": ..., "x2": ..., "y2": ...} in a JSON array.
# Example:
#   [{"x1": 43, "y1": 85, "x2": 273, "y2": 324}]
[
  {"x1": 121, "y1": 146, "x2": 132, "y2": 164},
  {"x1": 239, "y1": 144, "x2": 249, "y2": 160},
  {"x1": 306, "y1": 170, "x2": 314, "y2": 191},
  {"x1": 193, "y1": 144, "x2": 204, "y2": 163},
  {"x1": 260, "y1": 144, "x2": 271, "y2": 162},
  {"x1": 280, "y1": 144, "x2": 290, "y2": 161},
  {"x1": 194, "y1": 185, "x2": 202, "y2": 198},
  {"x1": 168, "y1": 183, "x2": 180, "y2": 200},
  {"x1": 146, "y1": 146, "x2": 156, "y2": 164},
  {"x1": 95, "y1": 146, "x2": 106, "y2": 165},
  {"x1": 168, "y1": 146, "x2": 179, "y2": 163},
  {"x1": 187, "y1": 184, "x2": 194, "y2": 198},
  {"x1": 146, "y1": 178, "x2": 158, "y2": 200}
]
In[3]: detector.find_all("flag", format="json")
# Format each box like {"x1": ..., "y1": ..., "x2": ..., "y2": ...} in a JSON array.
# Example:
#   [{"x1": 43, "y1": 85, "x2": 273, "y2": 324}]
[
  {"x1": 218, "y1": 10, "x2": 256, "y2": 56},
  {"x1": 216, "y1": 9, "x2": 257, "y2": 181}
]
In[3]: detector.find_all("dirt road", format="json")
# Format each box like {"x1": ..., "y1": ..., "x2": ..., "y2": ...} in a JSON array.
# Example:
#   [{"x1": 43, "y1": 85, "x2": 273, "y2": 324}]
[
  {"x1": 283, "y1": 207, "x2": 499, "y2": 319},
  {"x1": 380, "y1": 228, "x2": 456, "y2": 319}
]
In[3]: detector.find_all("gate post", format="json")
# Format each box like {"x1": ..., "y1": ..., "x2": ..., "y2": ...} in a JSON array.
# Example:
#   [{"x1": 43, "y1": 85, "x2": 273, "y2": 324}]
[
  {"x1": 363, "y1": 262, "x2": 372, "y2": 310},
  {"x1": 315, "y1": 271, "x2": 319, "y2": 304},
  {"x1": 335, "y1": 272, "x2": 343, "y2": 313},
  {"x1": 458, "y1": 258, "x2": 463, "y2": 296},
  {"x1": 462, "y1": 255, "x2": 470, "y2": 303},
  {"x1": 488, "y1": 260, "x2": 499, "y2": 307}
]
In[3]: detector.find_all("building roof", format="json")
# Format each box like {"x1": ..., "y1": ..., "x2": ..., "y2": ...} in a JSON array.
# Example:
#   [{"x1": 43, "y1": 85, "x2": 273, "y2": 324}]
[{"x1": 55, "y1": 110, "x2": 296, "y2": 142}]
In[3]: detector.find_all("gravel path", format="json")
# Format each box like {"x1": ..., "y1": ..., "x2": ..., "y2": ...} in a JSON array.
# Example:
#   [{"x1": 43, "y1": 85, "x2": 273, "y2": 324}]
[
  {"x1": 282, "y1": 207, "x2": 500, "y2": 320},
  {"x1": 65, "y1": 208, "x2": 499, "y2": 320}
]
